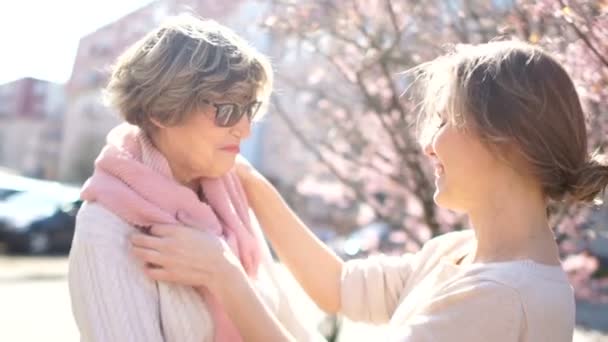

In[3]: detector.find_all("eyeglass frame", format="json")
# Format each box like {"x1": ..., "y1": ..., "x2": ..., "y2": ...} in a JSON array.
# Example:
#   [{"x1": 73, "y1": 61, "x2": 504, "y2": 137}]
[{"x1": 202, "y1": 99, "x2": 263, "y2": 127}]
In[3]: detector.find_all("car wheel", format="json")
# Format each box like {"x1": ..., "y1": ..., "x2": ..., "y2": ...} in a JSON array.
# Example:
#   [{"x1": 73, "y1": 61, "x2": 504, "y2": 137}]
[{"x1": 27, "y1": 231, "x2": 50, "y2": 254}]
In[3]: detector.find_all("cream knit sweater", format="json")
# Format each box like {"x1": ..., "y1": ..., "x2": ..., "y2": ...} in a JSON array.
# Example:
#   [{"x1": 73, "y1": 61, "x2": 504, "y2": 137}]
[
  {"x1": 68, "y1": 202, "x2": 324, "y2": 342},
  {"x1": 340, "y1": 230, "x2": 575, "y2": 341},
  {"x1": 69, "y1": 202, "x2": 575, "y2": 342}
]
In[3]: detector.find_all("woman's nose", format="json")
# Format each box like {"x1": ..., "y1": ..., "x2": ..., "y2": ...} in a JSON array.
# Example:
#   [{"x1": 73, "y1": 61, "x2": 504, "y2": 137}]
[
  {"x1": 230, "y1": 113, "x2": 252, "y2": 139},
  {"x1": 423, "y1": 138, "x2": 435, "y2": 157}
]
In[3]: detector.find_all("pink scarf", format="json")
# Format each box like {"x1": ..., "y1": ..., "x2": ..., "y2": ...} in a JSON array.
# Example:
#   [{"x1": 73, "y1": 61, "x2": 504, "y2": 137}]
[{"x1": 81, "y1": 123, "x2": 260, "y2": 342}]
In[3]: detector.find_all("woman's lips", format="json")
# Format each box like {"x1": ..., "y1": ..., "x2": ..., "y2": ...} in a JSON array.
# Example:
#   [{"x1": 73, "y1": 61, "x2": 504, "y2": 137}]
[
  {"x1": 433, "y1": 162, "x2": 444, "y2": 177},
  {"x1": 220, "y1": 145, "x2": 240, "y2": 153},
  {"x1": 435, "y1": 165, "x2": 444, "y2": 177}
]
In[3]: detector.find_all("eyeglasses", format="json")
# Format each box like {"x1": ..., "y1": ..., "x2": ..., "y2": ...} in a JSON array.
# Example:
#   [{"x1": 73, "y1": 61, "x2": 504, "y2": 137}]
[{"x1": 202, "y1": 99, "x2": 262, "y2": 127}]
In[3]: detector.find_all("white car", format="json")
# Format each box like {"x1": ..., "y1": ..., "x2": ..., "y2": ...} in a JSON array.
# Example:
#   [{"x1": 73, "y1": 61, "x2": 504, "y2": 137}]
[{"x1": 0, "y1": 179, "x2": 81, "y2": 254}]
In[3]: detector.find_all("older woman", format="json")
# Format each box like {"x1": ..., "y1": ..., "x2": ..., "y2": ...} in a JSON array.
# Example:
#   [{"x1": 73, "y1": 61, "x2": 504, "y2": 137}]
[{"x1": 67, "y1": 15, "x2": 322, "y2": 342}]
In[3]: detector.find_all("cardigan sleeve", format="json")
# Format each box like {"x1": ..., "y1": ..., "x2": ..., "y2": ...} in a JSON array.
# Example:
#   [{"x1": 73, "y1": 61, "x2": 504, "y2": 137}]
[{"x1": 68, "y1": 202, "x2": 165, "y2": 342}]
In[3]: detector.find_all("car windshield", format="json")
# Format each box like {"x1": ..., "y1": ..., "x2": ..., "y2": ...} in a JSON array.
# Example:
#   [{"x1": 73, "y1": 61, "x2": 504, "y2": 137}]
[
  {"x1": 0, "y1": 188, "x2": 23, "y2": 200},
  {"x1": 0, "y1": 185, "x2": 80, "y2": 211},
  {"x1": 0, "y1": 173, "x2": 54, "y2": 201}
]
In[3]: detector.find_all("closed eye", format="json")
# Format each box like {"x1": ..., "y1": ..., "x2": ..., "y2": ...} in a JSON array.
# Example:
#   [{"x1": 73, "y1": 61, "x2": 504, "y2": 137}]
[{"x1": 435, "y1": 111, "x2": 447, "y2": 129}]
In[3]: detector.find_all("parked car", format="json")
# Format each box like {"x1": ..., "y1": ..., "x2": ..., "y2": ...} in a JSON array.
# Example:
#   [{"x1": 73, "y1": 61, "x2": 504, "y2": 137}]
[
  {"x1": 0, "y1": 185, "x2": 81, "y2": 254},
  {"x1": 0, "y1": 172, "x2": 49, "y2": 201}
]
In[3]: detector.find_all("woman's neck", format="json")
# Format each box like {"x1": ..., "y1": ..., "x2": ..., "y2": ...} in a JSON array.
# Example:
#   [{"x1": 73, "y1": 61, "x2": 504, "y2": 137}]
[
  {"x1": 149, "y1": 132, "x2": 200, "y2": 193},
  {"x1": 169, "y1": 163, "x2": 200, "y2": 192},
  {"x1": 466, "y1": 187, "x2": 560, "y2": 266}
]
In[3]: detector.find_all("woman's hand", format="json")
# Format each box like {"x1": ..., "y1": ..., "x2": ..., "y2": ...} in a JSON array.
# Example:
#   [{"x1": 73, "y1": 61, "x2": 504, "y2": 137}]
[
  {"x1": 130, "y1": 224, "x2": 244, "y2": 293},
  {"x1": 131, "y1": 224, "x2": 297, "y2": 342}
]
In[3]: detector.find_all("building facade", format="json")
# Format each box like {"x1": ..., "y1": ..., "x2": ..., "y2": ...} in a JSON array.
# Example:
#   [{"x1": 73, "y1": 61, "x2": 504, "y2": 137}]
[{"x1": 0, "y1": 77, "x2": 65, "y2": 178}]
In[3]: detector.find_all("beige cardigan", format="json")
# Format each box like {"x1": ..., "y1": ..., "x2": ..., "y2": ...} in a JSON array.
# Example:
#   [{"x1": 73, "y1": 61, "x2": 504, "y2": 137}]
[
  {"x1": 340, "y1": 230, "x2": 575, "y2": 342},
  {"x1": 68, "y1": 202, "x2": 324, "y2": 342}
]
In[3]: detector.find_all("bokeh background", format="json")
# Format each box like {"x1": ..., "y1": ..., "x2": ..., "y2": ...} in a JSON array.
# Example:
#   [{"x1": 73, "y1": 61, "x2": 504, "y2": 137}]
[{"x1": 0, "y1": 0, "x2": 607, "y2": 340}]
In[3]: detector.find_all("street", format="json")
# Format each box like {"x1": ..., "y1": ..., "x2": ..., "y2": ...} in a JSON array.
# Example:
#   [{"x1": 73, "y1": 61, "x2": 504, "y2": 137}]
[
  {"x1": 0, "y1": 254, "x2": 78, "y2": 341},
  {"x1": 0, "y1": 253, "x2": 607, "y2": 342}
]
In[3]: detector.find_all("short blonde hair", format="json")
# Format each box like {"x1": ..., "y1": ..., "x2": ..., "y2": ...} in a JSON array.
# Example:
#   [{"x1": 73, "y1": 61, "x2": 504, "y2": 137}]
[{"x1": 104, "y1": 14, "x2": 273, "y2": 133}]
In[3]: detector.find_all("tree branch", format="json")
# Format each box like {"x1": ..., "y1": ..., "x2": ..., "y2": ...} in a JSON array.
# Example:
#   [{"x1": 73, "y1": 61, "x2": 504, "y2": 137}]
[
  {"x1": 556, "y1": 0, "x2": 608, "y2": 69},
  {"x1": 272, "y1": 96, "x2": 423, "y2": 246}
]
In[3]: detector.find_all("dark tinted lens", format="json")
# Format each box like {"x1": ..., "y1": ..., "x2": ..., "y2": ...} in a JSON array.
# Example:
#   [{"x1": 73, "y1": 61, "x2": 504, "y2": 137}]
[
  {"x1": 216, "y1": 104, "x2": 238, "y2": 126},
  {"x1": 248, "y1": 102, "x2": 262, "y2": 120}
]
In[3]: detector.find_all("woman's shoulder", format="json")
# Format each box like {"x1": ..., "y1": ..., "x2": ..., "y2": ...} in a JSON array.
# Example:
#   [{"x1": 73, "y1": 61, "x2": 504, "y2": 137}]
[
  {"x1": 463, "y1": 260, "x2": 573, "y2": 299},
  {"x1": 419, "y1": 230, "x2": 475, "y2": 260},
  {"x1": 74, "y1": 201, "x2": 137, "y2": 242},
  {"x1": 459, "y1": 262, "x2": 575, "y2": 336},
  {"x1": 428, "y1": 230, "x2": 475, "y2": 246}
]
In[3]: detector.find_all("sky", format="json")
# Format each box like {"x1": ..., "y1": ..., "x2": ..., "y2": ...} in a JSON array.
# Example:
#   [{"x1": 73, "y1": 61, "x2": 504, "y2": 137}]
[{"x1": 0, "y1": 0, "x2": 155, "y2": 85}]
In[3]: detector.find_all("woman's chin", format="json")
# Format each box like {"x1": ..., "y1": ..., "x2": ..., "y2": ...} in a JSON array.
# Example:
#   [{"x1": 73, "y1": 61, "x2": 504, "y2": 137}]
[
  {"x1": 434, "y1": 191, "x2": 467, "y2": 213},
  {"x1": 433, "y1": 190, "x2": 444, "y2": 206},
  {"x1": 210, "y1": 163, "x2": 237, "y2": 179},
  {"x1": 433, "y1": 189, "x2": 451, "y2": 208}
]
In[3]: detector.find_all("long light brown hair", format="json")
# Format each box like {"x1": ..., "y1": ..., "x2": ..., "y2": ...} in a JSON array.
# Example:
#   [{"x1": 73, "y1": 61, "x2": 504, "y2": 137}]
[{"x1": 415, "y1": 40, "x2": 608, "y2": 202}]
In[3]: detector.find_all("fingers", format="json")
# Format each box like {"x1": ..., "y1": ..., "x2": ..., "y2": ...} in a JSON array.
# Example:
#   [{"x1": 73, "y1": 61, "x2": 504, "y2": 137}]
[
  {"x1": 175, "y1": 211, "x2": 198, "y2": 229},
  {"x1": 130, "y1": 232, "x2": 171, "y2": 269},
  {"x1": 130, "y1": 232, "x2": 164, "y2": 250},
  {"x1": 131, "y1": 245, "x2": 165, "y2": 267},
  {"x1": 143, "y1": 266, "x2": 173, "y2": 282},
  {"x1": 150, "y1": 223, "x2": 200, "y2": 238},
  {"x1": 149, "y1": 224, "x2": 175, "y2": 237},
  {"x1": 143, "y1": 266, "x2": 207, "y2": 286}
]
